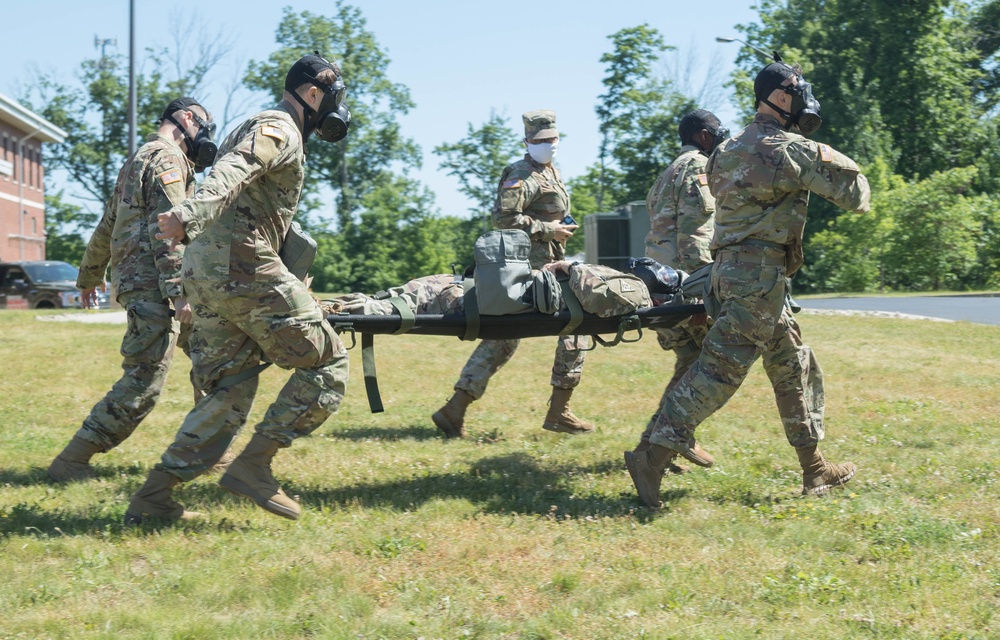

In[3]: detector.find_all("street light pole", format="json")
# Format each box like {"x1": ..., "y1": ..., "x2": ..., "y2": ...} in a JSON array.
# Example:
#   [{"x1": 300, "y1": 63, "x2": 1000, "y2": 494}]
[
  {"x1": 715, "y1": 37, "x2": 776, "y2": 62},
  {"x1": 128, "y1": 0, "x2": 137, "y2": 155}
]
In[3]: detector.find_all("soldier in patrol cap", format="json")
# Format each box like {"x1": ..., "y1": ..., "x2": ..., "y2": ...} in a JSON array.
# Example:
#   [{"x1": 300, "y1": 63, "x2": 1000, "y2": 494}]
[
  {"x1": 432, "y1": 109, "x2": 594, "y2": 438},
  {"x1": 47, "y1": 97, "x2": 216, "y2": 483},
  {"x1": 626, "y1": 58, "x2": 871, "y2": 507},
  {"x1": 130, "y1": 54, "x2": 352, "y2": 524}
]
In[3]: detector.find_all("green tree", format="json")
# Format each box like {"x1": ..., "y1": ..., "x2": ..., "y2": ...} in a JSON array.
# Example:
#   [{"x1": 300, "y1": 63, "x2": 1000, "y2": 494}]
[
  {"x1": 243, "y1": 4, "x2": 420, "y2": 228},
  {"x1": 41, "y1": 191, "x2": 96, "y2": 266},
  {"x1": 595, "y1": 26, "x2": 696, "y2": 206},
  {"x1": 433, "y1": 111, "x2": 522, "y2": 227}
]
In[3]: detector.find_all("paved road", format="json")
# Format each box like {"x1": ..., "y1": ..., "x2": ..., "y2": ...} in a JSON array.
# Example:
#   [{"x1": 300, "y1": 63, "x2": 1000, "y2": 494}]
[{"x1": 799, "y1": 295, "x2": 1000, "y2": 325}]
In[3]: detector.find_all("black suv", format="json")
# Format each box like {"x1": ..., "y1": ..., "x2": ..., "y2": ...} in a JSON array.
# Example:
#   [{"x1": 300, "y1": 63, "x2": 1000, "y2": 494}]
[{"x1": 0, "y1": 261, "x2": 109, "y2": 309}]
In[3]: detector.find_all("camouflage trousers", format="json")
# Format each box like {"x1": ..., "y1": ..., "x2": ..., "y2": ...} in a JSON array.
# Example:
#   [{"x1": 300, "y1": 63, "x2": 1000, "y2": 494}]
[
  {"x1": 157, "y1": 277, "x2": 349, "y2": 481},
  {"x1": 454, "y1": 335, "x2": 587, "y2": 399},
  {"x1": 649, "y1": 244, "x2": 825, "y2": 449},
  {"x1": 637, "y1": 320, "x2": 709, "y2": 445},
  {"x1": 76, "y1": 290, "x2": 194, "y2": 451}
]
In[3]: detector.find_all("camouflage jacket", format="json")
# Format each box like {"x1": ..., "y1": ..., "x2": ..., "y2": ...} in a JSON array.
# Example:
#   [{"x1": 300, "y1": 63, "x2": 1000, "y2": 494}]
[
  {"x1": 707, "y1": 113, "x2": 871, "y2": 274},
  {"x1": 77, "y1": 133, "x2": 193, "y2": 299},
  {"x1": 645, "y1": 144, "x2": 716, "y2": 272},
  {"x1": 175, "y1": 102, "x2": 305, "y2": 288},
  {"x1": 492, "y1": 154, "x2": 571, "y2": 269}
]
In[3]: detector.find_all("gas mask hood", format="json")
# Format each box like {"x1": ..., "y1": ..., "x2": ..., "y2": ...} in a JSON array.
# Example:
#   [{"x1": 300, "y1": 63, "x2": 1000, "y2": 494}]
[
  {"x1": 755, "y1": 52, "x2": 823, "y2": 136},
  {"x1": 168, "y1": 110, "x2": 217, "y2": 170},
  {"x1": 285, "y1": 53, "x2": 351, "y2": 143}
]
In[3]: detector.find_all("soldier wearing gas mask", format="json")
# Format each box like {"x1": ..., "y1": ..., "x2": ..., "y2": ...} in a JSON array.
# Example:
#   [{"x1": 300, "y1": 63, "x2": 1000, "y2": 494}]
[
  {"x1": 634, "y1": 110, "x2": 728, "y2": 471},
  {"x1": 127, "y1": 55, "x2": 352, "y2": 524},
  {"x1": 48, "y1": 97, "x2": 216, "y2": 483},
  {"x1": 627, "y1": 56, "x2": 871, "y2": 508}
]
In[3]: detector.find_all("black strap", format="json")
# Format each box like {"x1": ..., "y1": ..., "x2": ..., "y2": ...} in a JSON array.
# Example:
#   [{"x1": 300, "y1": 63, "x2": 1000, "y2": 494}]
[
  {"x1": 214, "y1": 362, "x2": 272, "y2": 390},
  {"x1": 462, "y1": 279, "x2": 480, "y2": 341},
  {"x1": 361, "y1": 332, "x2": 384, "y2": 413},
  {"x1": 558, "y1": 280, "x2": 584, "y2": 336}
]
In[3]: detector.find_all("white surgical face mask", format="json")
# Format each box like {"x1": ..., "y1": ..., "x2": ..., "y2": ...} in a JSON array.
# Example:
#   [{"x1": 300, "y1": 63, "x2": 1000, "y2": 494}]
[{"x1": 527, "y1": 141, "x2": 557, "y2": 164}]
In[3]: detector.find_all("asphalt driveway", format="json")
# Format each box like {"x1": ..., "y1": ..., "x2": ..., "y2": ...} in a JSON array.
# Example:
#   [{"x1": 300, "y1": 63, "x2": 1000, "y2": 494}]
[{"x1": 799, "y1": 295, "x2": 1000, "y2": 325}]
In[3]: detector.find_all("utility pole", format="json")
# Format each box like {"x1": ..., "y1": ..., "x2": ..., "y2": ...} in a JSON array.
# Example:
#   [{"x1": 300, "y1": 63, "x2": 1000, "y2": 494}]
[
  {"x1": 94, "y1": 35, "x2": 117, "y2": 67},
  {"x1": 128, "y1": 0, "x2": 137, "y2": 154}
]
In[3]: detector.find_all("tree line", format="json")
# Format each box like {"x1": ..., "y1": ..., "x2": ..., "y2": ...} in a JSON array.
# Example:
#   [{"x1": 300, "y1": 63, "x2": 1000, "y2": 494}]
[{"x1": 30, "y1": 0, "x2": 1000, "y2": 293}]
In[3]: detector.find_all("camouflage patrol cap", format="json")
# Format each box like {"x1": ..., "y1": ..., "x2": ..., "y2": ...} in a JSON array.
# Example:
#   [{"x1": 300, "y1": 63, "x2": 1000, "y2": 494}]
[{"x1": 522, "y1": 110, "x2": 558, "y2": 140}]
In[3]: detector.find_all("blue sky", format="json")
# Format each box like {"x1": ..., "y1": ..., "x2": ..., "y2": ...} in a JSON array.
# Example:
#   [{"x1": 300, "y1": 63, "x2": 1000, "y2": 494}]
[{"x1": 4, "y1": 0, "x2": 760, "y2": 220}]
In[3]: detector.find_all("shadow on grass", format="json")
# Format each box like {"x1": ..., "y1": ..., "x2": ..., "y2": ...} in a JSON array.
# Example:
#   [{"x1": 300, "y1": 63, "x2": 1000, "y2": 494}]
[
  {"x1": 1, "y1": 452, "x2": 679, "y2": 537},
  {"x1": 0, "y1": 463, "x2": 148, "y2": 488},
  {"x1": 287, "y1": 452, "x2": 684, "y2": 520},
  {"x1": 323, "y1": 424, "x2": 441, "y2": 442}
]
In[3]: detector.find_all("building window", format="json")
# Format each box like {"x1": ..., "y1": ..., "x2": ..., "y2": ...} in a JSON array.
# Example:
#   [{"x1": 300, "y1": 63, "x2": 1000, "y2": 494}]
[{"x1": 32, "y1": 217, "x2": 37, "y2": 235}]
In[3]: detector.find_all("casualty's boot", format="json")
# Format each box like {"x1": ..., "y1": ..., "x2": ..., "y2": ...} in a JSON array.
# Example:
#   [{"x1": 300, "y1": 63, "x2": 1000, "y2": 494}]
[
  {"x1": 47, "y1": 436, "x2": 104, "y2": 482},
  {"x1": 218, "y1": 433, "x2": 300, "y2": 520},
  {"x1": 124, "y1": 469, "x2": 202, "y2": 525},
  {"x1": 796, "y1": 445, "x2": 856, "y2": 495},
  {"x1": 542, "y1": 387, "x2": 595, "y2": 435},
  {"x1": 624, "y1": 444, "x2": 676, "y2": 508},
  {"x1": 432, "y1": 390, "x2": 474, "y2": 438}
]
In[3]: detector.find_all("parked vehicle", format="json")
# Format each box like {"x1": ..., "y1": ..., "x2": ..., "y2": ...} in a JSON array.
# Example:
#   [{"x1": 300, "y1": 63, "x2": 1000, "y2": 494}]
[{"x1": 0, "y1": 261, "x2": 110, "y2": 309}]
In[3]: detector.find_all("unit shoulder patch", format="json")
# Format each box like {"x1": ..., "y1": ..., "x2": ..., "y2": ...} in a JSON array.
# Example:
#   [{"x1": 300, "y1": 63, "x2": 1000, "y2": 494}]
[
  {"x1": 502, "y1": 179, "x2": 522, "y2": 189},
  {"x1": 158, "y1": 169, "x2": 182, "y2": 186},
  {"x1": 818, "y1": 143, "x2": 834, "y2": 163}
]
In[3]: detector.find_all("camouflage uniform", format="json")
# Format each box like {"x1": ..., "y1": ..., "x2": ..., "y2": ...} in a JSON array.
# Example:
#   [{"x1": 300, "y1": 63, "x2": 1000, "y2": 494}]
[
  {"x1": 648, "y1": 113, "x2": 870, "y2": 450},
  {"x1": 453, "y1": 111, "x2": 584, "y2": 399},
  {"x1": 156, "y1": 103, "x2": 349, "y2": 481},
  {"x1": 72, "y1": 133, "x2": 196, "y2": 451},
  {"x1": 645, "y1": 144, "x2": 716, "y2": 394}
]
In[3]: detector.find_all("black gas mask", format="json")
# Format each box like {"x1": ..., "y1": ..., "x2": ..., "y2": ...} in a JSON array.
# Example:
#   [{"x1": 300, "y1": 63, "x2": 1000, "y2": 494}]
[
  {"x1": 707, "y1": 124, "x2": 731, "y2": 152},
  {"x1": 285, "y1": 54, "x2": 351, "y2": 143},
  {"x1": 168, "y1": 110, "x2": 218, "y2": 170},
  {"x1": 625, "y1": 257, "x2": 681, "y2": 295},
  {"x1": 755, "y1": 54, "x2": 823, "y2": 136}
]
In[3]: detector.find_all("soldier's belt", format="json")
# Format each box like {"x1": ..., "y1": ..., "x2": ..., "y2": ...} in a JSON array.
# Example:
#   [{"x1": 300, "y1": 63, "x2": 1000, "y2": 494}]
[
  {"x1": 716, "y1": 240, "x2": 786, "y2": 267},
  {"x1": 328, "y1": 303, "x2": 703, "y2": 413}
]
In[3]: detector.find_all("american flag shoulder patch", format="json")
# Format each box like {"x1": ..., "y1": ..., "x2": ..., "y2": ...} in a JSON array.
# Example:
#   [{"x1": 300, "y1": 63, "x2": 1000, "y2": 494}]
[
  {"x1": 818, "y1": 143, "x2": 833, "y2": 162},
  {"x1": 502, "y1": 179, "x2": 522, "y2": 189},
  {"x1": 697, "y1": 173, "x2": 709, "y2": 186},
  {"x1": 159, "y1": 169, "x2": 182, "y2": 185},
  {"x1": 260, "y1": 125, "x2": 286, "y2": 142}
]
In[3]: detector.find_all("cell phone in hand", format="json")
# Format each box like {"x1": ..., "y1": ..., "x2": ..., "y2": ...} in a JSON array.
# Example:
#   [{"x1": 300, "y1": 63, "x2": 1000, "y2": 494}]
[{"x1": 562, "y1": 214, "x2": 577, "y2": 226}]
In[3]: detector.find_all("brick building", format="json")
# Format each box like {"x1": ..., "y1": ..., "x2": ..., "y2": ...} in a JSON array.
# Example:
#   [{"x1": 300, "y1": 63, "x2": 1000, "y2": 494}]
[{"x1": 0, "y1": 93, "x2": 67, "y2": 262}]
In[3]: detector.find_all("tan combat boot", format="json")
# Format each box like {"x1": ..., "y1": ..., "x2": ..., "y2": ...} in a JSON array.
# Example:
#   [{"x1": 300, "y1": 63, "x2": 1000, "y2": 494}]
[
  {"x1": 47, "y1": 436, "x2": 104, "y2": 482},
  {"x1": 796, "y1": 445, "x2": 856, "y2": 495},
  {"x1": 624, "y1": 444, "x2": 677, "y2": 508},
  {"x1": 431, "y1": 390, "x2": 474, "y2": 438},
  {"x1": 218, "y1": 433, "x2": 300, "y2": 520},
  {"x1": 542, "y1": 387, "x2": 595, "y2": 434},
  {"x1": 124, "y1": 469, "x2": 202, "y2": 525},
  {"x1": 635, "y1": 415, "x2": 689, "y2": 474}
]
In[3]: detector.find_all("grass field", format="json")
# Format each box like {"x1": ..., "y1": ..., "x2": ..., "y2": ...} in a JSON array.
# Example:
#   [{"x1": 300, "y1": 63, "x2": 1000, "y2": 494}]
[{"x1": 1, "y1": 309, "x2": 998, "y2": 639}]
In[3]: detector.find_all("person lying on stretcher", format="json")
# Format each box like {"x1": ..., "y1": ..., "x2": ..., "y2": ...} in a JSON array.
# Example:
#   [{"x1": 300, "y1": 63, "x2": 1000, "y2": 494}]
[{"x1": 319, "y1": 258, "x2": 690, "y2": 319}]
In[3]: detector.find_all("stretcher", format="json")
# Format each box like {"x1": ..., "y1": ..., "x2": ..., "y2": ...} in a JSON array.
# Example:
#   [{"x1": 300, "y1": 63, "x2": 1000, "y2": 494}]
[{"x1": 327, "y1": 298, "x2": 705, "y2": 413}]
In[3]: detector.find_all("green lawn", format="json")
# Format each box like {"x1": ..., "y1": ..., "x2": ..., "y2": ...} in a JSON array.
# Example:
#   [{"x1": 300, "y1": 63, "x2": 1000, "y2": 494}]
[{"x1": 1, "y1": 309, "x2": 998, "y2": 639}]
